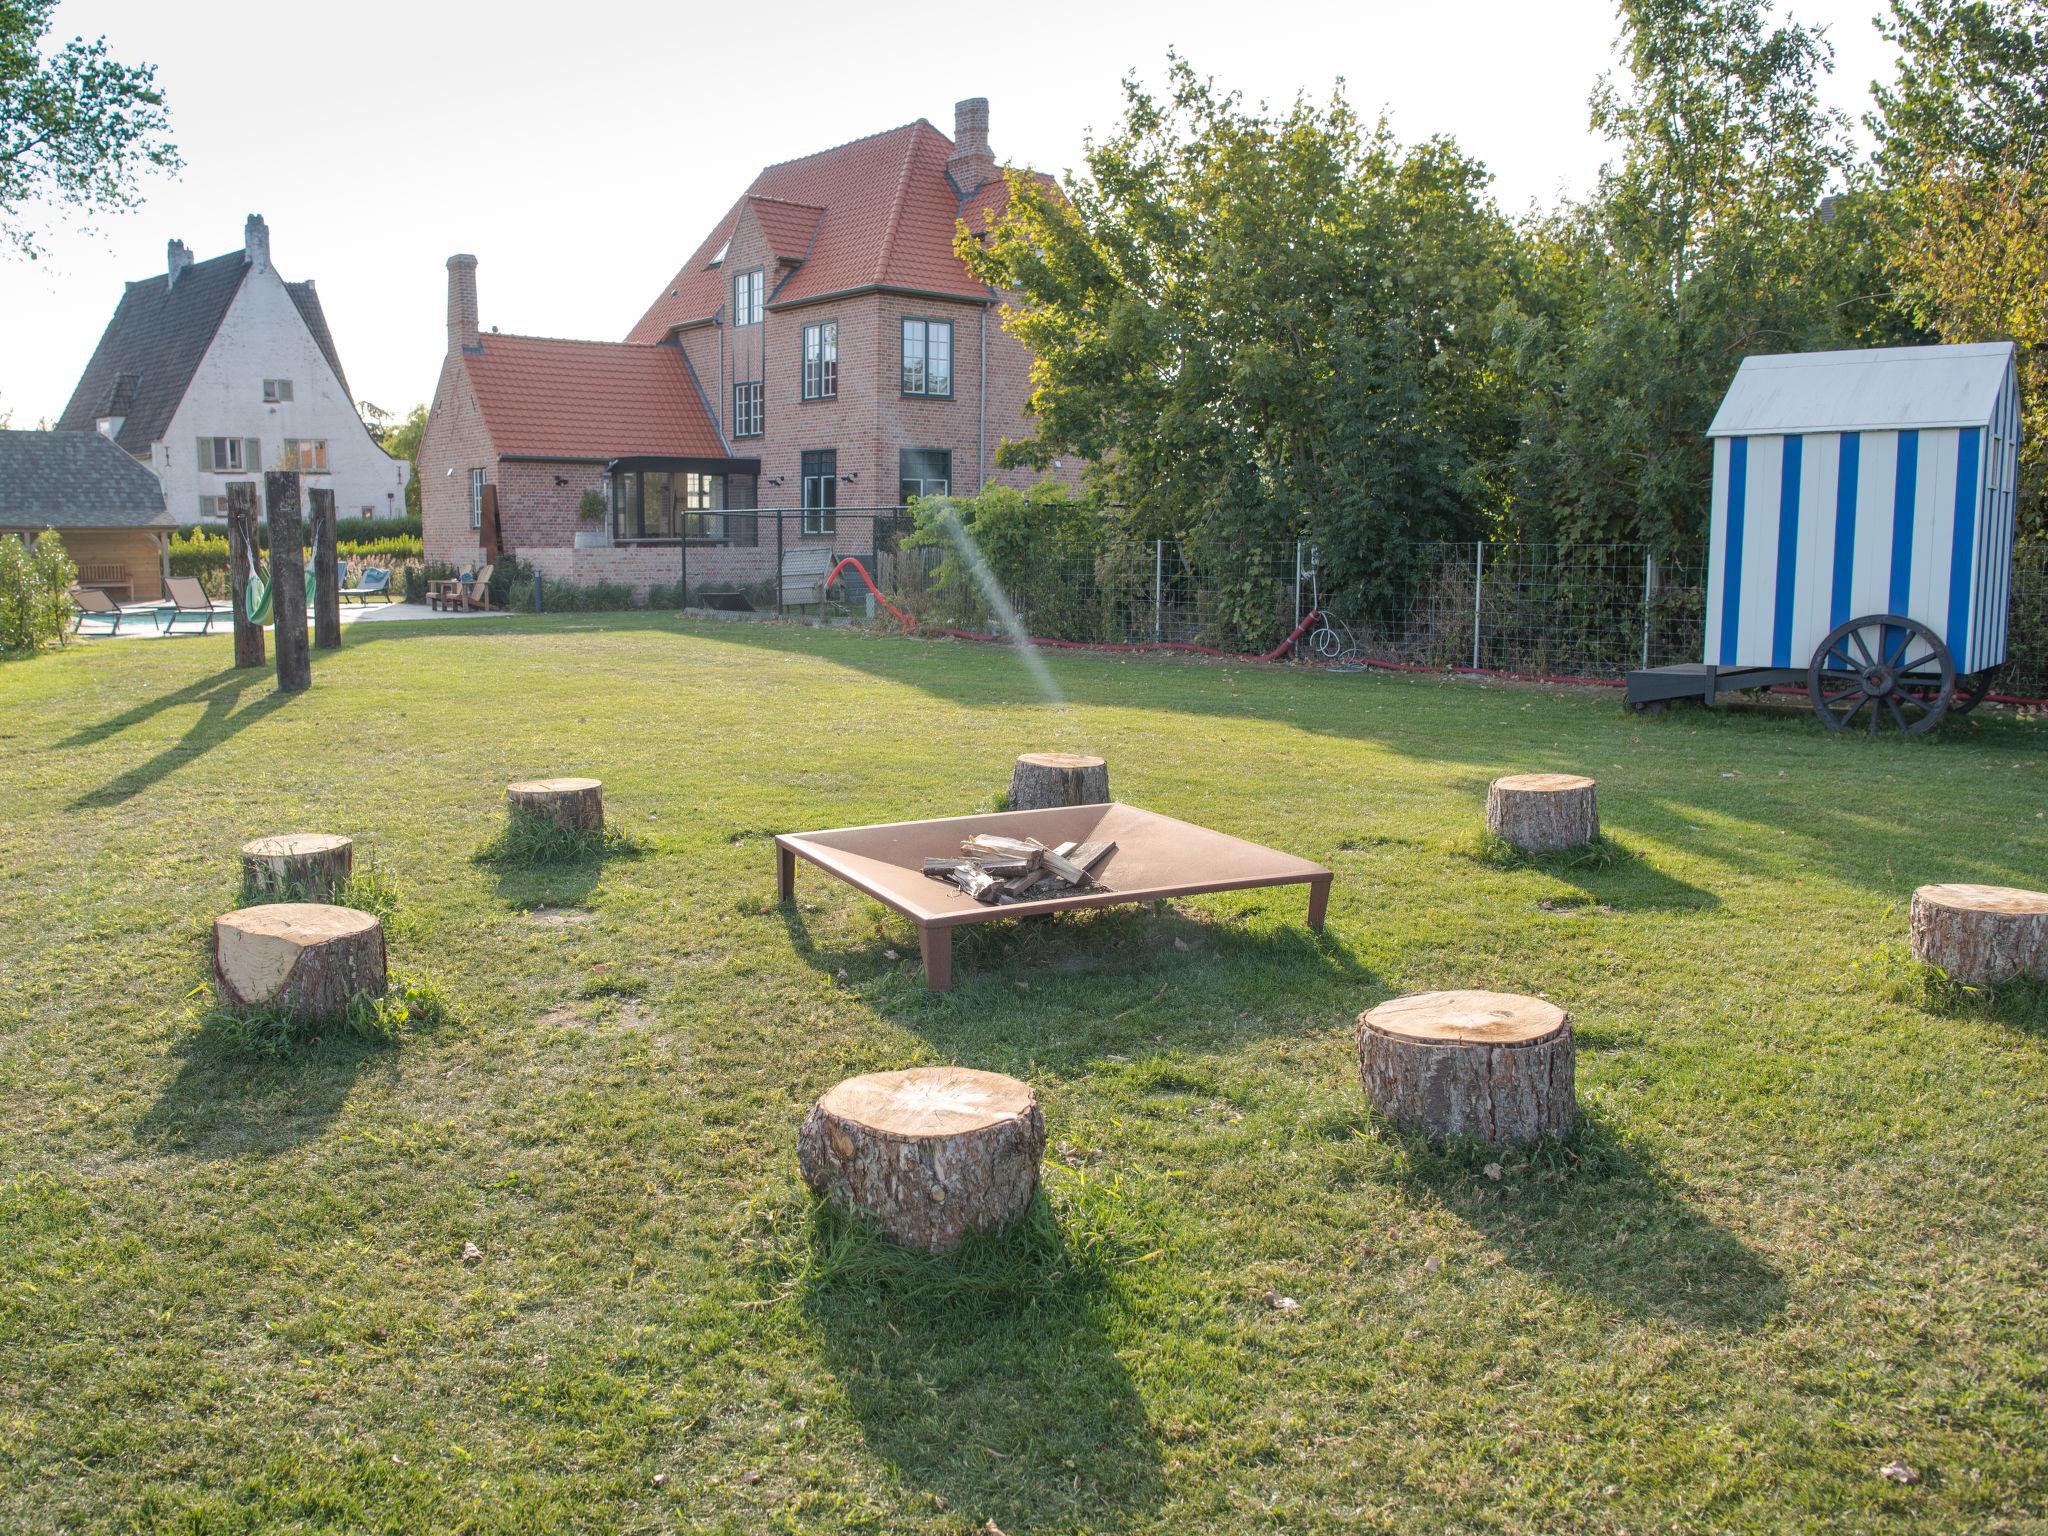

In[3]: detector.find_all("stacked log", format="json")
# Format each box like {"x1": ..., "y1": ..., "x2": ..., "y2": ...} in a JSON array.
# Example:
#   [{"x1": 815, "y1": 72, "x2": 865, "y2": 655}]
[
  {"x1": 1908, "y1": 884, "x2": 2048, "y2": 986},
  {"x1": 240, "y1": 833, "x2": 354, "y2": 901},
  {"x1": 213, "y1": 902, "x2": 387, "y2": 1020},
  {"x1": 1008, "y1": 752, "x2": 1110, "y2": 811},
  {"x1": 506, "y1": 777, "x2": 604, "y2": 831},
  {"x1": 1487, "y1": 773, "x2": 1599, "y2": 854},
  {"x1": 1357, "y1": 990, "x2": 1575, "y2": 1144},
  {"x1": 798, "y1": 1067, "x2": 1045, "y2": 1251}
]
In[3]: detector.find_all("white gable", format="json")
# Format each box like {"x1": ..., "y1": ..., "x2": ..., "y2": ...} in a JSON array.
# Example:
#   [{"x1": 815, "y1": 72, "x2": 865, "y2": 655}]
[{"x1": 1706, "y1": 341, "x2": 2016, "y2": 439}]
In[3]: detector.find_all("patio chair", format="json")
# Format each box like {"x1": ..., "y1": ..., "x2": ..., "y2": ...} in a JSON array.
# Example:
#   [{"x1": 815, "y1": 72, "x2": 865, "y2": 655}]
[
  {"x1": 428, "y1": 567, "x2": 472, "y2": 611},
  {"x1": 163, "y1": 577, "x2": 230, "y2": 634},
  {"x1": 457, "y1": 564, "x2": 497, "y2": 612},
  {"x1": 69, "y1": 585, "x2": 159, "y2": 636},
  {"x1": 340, "y1": 567, "x2": 392, "y2": 604}
]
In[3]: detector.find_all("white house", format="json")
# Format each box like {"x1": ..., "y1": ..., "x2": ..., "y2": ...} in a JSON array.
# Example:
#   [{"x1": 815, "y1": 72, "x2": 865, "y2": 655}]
[{"x1": 56, "y1": 215, "x2": 408, "y2": 523}]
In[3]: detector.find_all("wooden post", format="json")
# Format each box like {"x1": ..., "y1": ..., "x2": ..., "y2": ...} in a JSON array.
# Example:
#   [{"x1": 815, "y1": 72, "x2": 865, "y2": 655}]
[
  {"x1": 797, "y1": 1068, "x2": 1044, "y2": 1251},
  {"x1": 226, "y1": 481, "x2": 264, "y2": 669},
  {"x1": 310, "y1": 486, "x2": 341, "y2": 650},
  {"x1": 266, "y1": 471, "x2": 310, "y2": 692}
]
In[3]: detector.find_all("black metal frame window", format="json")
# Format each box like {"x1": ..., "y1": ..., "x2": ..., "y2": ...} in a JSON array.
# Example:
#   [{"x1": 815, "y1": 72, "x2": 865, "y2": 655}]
[
  {"x1": 801, "y1": 450, "x2": 838, "y2": 535},
  {"x1": 610, "y1": 470, "x2": 681, "y2": 542},
  {"x1": 733, "y1": 381, "x2": 763, "y2": 438},
  {"x1": 802, "y1": 321, "x2": 837, "y2": 400},
  {"x1": 898, "y1": 448, "x2": 950, "y2": 504},
  {"x1": 732, "y1": 268, "x2": 763, "y2": 326},
  {"x1": 681, "y1": 471, "x2": 725, "y2": 540},
  {"x1": 900, "y1": 317, "x2": 953, "y2": 396}
]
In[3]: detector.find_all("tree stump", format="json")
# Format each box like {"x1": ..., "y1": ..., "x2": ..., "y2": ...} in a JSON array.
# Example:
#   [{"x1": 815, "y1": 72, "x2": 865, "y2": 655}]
[
  {"x1": 1007, "y1": 752, "x2": 1110, "y2": 811},
  {"x1": 240, "y1": 833, "x2": 354, "y2": 901},
  {"x1": 1486, "y1": 773, "x2": 1599, "y2": 854},
  {"x1": 1357, "y1": 990, "x2": 1575, "y2": 1143},
  {"x1": 506, "y1": 777, "x2": 604, "y2": 832},
  {"x1": 213, "y1": 902, "x2": 387, "y2": 1020},
  {"x1": 798, "y1": 1067, "x2": 1045, "y2": 1252},
  {"x1": 1909, "y1": 883, "x2": 2048, "y2": 986}
]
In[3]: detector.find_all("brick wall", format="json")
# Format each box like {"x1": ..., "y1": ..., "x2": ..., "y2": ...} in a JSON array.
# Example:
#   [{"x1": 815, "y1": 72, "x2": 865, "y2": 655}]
[
  {"x1": 418, "y1": 350, "x2": 492, "y2": 567},
  {"x1": 497, "y1": 459, "x2": 609, "y2": 550}
]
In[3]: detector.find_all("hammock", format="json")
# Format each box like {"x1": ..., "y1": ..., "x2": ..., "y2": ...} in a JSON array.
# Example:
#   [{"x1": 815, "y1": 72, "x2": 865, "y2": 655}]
[{"x1": 241, "y1": 558, "x2": 317, "y2": 626}]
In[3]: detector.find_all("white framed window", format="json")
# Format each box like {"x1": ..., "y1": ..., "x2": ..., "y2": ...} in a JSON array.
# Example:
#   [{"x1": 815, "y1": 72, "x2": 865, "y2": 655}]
[
  {"x1": 732, "y1": 269, "x2": 763, "y2": 326},
  {"x1": 262, "y1": 378, "x2": 294, "y2": 402},
  {"x1": 901, "y1": 318, "x2": 953, "y2": 396},
  {"x1": 733, "y1": 381, "x2": 763, "y2": 437},
  {"x1": 801, "y1": 450, "x2": 838, "y2": 535},
  {"x1": 898, "y1": 448, "x2": 950, "y2": 504},
  {"x1": 200, "y1": 436, "x2": 259, "y2": 472},
  {"x1": 197, "y1": 494, "x2": 230, "y2": 519},
  {"x1": 470, "y1": 468, "x2": 486, "y2": 530},
  {"x1": 802, "y1": 321, "x2": 837, "y2": 400},
  {"x1": 284, "y1": 439, "x2": 329, "y2": 472}
]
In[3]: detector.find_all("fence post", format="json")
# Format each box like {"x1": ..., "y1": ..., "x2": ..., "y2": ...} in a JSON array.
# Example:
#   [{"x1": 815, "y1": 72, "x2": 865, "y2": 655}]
[
  {"x1": 775, "y1": 506, "x2": 785, "y2": 617},
  {"x1": 1640, "y1": 550, "x2": 1653, "y2": 670},
  {"x1": 1470, "y1": 542, "x2": 1484, "y2": 671},
  {"x1": 534, "y1": 570, "x2": 544, "y2": 614},
  {"x1": 1153, "y1": 538, "x2": 1163, "y2": 643},
  {"x1": 1293, "y1": 541, "x2": 1303, "y2": 629}
]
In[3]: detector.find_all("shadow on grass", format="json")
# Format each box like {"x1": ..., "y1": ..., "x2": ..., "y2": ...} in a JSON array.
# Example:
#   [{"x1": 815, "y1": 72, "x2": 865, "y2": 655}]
[
  {"x1": 67, "y1": 667, "x2": 299, "y2": 811},
  {"x1": 1387, "y1": 1109, "x2": 1786, "y2": 1332},
  {"x1": 779, "y1": 895, "x2": 1375, "y2": 1072},
  {"x1": 1454, "y1": 833, "x2": 1722, "y2": 914},
  {"x1": 780, "y1": 1195, "x2": 1163, "y2": 1533},
  {"x1": 133, "y1": 1022, "x2": 393, "y2": 1160}
]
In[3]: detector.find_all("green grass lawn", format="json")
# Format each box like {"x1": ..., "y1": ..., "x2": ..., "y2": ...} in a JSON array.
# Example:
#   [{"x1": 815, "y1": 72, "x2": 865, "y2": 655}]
[{"x1": 3, "y1": 614, "x2": 2046, "y2": 1535}]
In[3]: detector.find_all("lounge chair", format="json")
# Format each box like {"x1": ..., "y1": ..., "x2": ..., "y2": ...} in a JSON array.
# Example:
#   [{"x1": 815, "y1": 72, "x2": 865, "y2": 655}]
[
  {"x1": 457, "y1": 564, "x2": 497, "y2": 612},
  {"x1": 163, "y1": 576, "x2": 230, "y2": 634},
  {"x1": 340, "y1": 567, "x2": 392, "y2": 604},
  {"x1": 69, "y1": 585, "x2": 160, "y2": 635}
]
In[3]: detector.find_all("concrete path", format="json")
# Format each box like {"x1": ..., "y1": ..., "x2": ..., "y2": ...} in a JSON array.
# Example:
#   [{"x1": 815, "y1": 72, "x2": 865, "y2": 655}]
[{"x1": 73, "y1": 600, "x2": 501, "y2": 641}]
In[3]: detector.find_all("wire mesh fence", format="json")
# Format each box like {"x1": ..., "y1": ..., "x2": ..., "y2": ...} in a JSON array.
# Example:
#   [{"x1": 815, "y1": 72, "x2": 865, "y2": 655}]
[{"x1": 530, "y1": 504, "x2": 2048, "y2": 699}]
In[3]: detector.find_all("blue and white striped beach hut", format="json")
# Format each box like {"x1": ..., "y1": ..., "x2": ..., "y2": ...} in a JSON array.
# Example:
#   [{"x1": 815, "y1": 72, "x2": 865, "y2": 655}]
[{"x1": 1703, "y1": 341, "x2": 2021, "y2": 677}]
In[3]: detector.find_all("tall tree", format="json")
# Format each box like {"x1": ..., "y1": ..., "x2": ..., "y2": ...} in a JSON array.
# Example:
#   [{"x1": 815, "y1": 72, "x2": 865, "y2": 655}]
[
  {"x1": 0, "y1": 0, "x2": 177, "y2": 258},
  {"x1": 372, "y1": 403, "x2": 427, "y2": 519},
  {"x1": 1508, "y1": 0, "x2": 1856, "y2": 553},
  {"x1": 1871, "y1": 0, "x2": 2048, "y2": 539},
  {"x1": 961, "y1": 57, "x2": 1519, "y2": 617}
]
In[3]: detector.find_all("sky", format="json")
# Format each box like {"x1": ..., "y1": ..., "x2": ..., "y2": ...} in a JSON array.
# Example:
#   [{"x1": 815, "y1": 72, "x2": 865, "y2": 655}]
[{"x1": 0, "y1": 0, "x2": 1903, "y2": 430}]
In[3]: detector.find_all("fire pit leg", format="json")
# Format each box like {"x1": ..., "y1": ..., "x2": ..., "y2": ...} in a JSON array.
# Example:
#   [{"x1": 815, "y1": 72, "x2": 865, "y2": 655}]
[
  {"x1": 1307, "y1": 875, "x2": 1331, "y2": 932},
  {"x1": 919, "y1": 926, "x2": 954, "y2": 992},
  {"x1": 777, "y1": 845, "x2": 796, "y2": 903}
]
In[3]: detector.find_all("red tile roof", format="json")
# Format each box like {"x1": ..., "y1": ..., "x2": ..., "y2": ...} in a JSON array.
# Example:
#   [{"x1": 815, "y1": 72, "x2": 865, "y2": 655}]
[
  {"x1": 462, "y1": 333, "x2": 726, "y2": 460},
  {"x1": 746, "y1": 195, "x2": 824, "y2": 266},
  {"x1": 627, "y1": 120, "x2": 1035, "y2": 342}
]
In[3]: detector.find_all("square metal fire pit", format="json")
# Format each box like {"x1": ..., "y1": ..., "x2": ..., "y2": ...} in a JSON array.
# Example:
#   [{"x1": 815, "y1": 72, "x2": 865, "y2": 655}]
[{"x1": 775, "y1": 802, "x2": 1332, "y2": 991}]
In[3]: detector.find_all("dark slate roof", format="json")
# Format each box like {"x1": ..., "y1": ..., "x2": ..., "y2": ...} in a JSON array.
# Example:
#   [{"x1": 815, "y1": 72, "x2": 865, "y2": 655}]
[
  {"x1": 287, "y1": 281, "x2": 351, "y2": 401},
  {"x1": 53, "y1": 249, "x2": 357, "y2": 454},
  {"x1": 0, "y1": 431, "x2": 172, "y2": 529}
]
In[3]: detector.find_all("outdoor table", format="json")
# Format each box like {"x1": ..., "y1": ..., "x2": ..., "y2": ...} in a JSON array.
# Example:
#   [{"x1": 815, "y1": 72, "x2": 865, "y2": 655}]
[{"x1": 775, "y1": 802, "x2": 1331, "y2": 990}]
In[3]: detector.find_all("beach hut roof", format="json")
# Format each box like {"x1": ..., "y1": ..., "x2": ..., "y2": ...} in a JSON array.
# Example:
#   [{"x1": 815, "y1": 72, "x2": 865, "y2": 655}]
[{"x1": 1707, "y1": 341, "x2": 2015, "y2": 439}]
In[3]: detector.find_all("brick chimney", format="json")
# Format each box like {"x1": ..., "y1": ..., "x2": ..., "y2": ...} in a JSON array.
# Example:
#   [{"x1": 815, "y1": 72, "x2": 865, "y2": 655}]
[
  {"x1": 447, "y1": 253, "x2": 480, "y2": 352},
  {"x1": 243, "y1": 213, "x2": 270, "y2": 272},
  {"x1": 166, "y1": 238, "x2": 191, "y2": 289},
  {"x1": 948, "y1": 97, "x2": 996, "y2": 196}
]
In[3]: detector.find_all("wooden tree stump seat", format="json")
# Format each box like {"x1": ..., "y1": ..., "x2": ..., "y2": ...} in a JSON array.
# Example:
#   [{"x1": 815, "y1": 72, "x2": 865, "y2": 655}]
[
  {"x1": 240, "y1": 833, "x2": 354, "y2": 901},
  {"x1": 1487, "y1": 773, "x2": 1599, "y2": 853},
  {"x1": 798, "y1": 1067, "x2": 1046, "y2": 1251},
  {"x1": 1909, "y1": 883, "x2": 2048, "y2": 986},
  {"x1": 1008, "y1": 752, "x2": 1111, "y2": 812},
  {"x1": 213, "y1": 902, "x2": 387, "y2": 1021},
  {"x1": 1357, "y1": 990, "x2": 1575, "y2": 1144},
  {"x1": 506, "y1": 777, "x2": 604, "y2": 831}
]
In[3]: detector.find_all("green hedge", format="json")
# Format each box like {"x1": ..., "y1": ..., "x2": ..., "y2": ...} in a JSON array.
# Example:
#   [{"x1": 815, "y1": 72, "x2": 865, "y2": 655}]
[
  {"x1": 171, "y1": 514, "x2": 421, "y2": 547},
  {"x1": 169, "y1": 527, "x2": 422, "y2": 579}
]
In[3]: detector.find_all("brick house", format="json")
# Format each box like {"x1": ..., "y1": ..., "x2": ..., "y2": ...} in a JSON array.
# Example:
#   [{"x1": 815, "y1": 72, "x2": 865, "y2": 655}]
[{"x1": 420, "y1": 98, "x2": 1076, "y2": 596}]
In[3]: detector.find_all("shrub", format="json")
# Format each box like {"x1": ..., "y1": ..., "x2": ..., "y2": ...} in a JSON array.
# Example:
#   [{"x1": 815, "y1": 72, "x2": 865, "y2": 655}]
[
  {"x1": 405, "y1": 561, "x2": 455, "y2": 602},
  {"x1": 0, "y1": 529, "x2": 79, "y2": 654},
  {"x1": 904, "y1": 483, "x2": 1119, "y2": 642}
]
